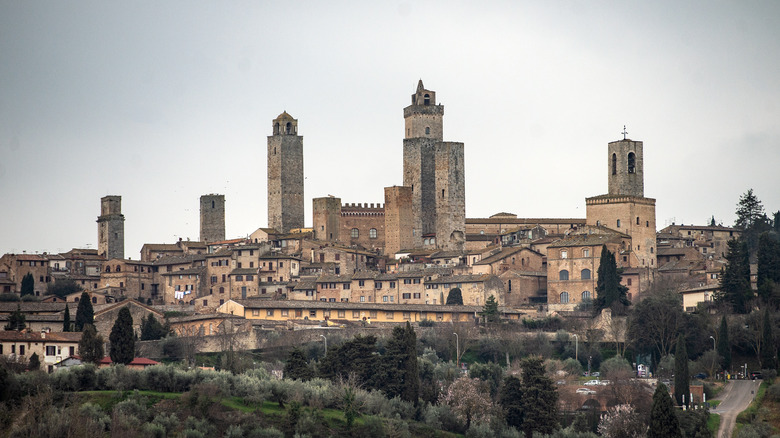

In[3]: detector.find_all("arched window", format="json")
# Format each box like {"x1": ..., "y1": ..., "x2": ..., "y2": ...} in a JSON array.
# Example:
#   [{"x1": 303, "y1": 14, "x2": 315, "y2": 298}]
[
  {"x1": 508, "y1": 280, "x2": 512, "y2": 292},
  {"x1": 274, "y1": 122, "x2": 280, "y2": 135},
  {"x1": 105, "y1": 266, "x2": 110, "y2": 273},
  {"x1": 369, "y1": 228, "x2": 377, "y2": 239},
  {"x1": 116, "y1": 265, "x2": 121, "y2": 272},
  {"x1": 612, "y1": 153, "x2": 617, "y2": 175},
  {"x1": 581, "y1": 269, "x2": 591, "y2": 280},
  {"x1": 628, "y1": 152, "x2": 636, "y2": 173},
  {"x1": 219, "y1": 287, "x2": 224, "y2": 294},
  {"x1": 582, "y1": 291, "x2": 591, "y2": 301},
  {"x1": 351, "y1": 228, "x2": 359, "y2": 238},
  {"x1": 559, "y1": 270, "x2": 569, "y2": 281},
  {"x1": 424, "y1": 94, "x2": 430, "y2": 105},
  {"x1": 285, "y1": 122, "x2": 292, "y2": 135},
  {"x1": 425, "y1": 127, "x2": 430, "y2": 135},
  {"x1": 617, "y1": 219, "x2": 621, "y2": 228},
  {"x1": 560, "y1": 292, "x2": 569, "y2": 304},
  {"x1": 636, "y1": 216, "x2": 640, "y2": 225}
]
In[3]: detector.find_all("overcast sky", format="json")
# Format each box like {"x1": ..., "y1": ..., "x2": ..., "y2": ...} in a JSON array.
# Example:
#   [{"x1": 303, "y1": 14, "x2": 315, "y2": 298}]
[{"x1": 1, "y1": 1, "x2": 779, "y2": 259}]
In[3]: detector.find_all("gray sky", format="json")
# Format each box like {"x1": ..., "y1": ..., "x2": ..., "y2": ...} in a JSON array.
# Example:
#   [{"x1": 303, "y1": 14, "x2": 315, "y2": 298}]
[{"x1": 2, "y1": 1, "x2": 779, "y2": 259}]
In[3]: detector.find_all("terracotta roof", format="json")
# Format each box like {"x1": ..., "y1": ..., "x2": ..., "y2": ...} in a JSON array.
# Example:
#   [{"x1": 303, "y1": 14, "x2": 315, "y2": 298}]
[
  {"x1": 351, "y1": 270, "x2": 378, "y2": 280},
  {"x1": 160, "y1": 268, "x2": 204, "y2": 276},
  {"x1": 153, "y1": 254, "x2": 206, "y2": 265},
  {"x1": 466, "y1": 218, "x2": 585, "y2": 225},
  {"x1": 274, "y1": 111, "x2": 295, "y2": 121},
  {"x1": 547, "y1": 232, "x2": 626, "y2": 249},
  {"x1": 230, "y1": 268, "x2": 258, "y2": 275},
  {"x1": 293, "y1": 281, "x2": 317, "y2": 290},
  {"x1": 316, "y1": 275, "x2": 352, "y2": 283},
  {"x1": 0, "y1": 331, "x2": 82, "y2": 342},
  {"x1": 141, "y1": 244, "x2": 181, "y2": 251},
  {"x1": 232, "y1": 298, "x2": 518, "y2": 313},
  {"x1": 93, "y1": 299, "x2": 164, "y2": 318},
  {"x1": 0, "y1": 302, "x2": 67, "y2": 314},
  {"x1": 98, "y1": 357, "x2": 160, "y2": 366},
  {"x1": 426, "y1": 274, "x2": 494, "y2": 284}
]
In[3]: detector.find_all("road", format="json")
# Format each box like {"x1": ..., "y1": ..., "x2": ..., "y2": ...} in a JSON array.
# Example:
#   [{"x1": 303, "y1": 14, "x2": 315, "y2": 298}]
[{"x1": 711, "y1": 379, "x2": 762, "y2": 438}]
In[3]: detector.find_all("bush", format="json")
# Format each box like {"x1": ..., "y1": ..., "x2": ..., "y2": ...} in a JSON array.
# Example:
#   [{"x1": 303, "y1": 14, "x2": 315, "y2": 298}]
[
  {"x1": 599, "y1": 356, "x2": 631, "y2": 378},
  {"x1": 765, "y1": 383, "x2": 780, "y2": 402},
  {"x1": 247, "y1": 426, "x2": 284, "y2": 438},
  {"x1": 0, "y1": 293, "x2": 20, "y2": 302}
]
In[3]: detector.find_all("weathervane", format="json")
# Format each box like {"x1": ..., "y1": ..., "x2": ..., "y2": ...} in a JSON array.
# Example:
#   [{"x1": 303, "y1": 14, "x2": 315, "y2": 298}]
[{"x1": 621, "y1": 125, "x2": 628, "y2": 140}]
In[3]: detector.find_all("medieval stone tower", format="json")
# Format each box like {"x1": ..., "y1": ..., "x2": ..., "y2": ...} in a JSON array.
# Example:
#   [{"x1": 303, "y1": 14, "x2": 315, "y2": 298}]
[
  {"x1": 267, "y1": 111, "x2": 304, "y2": 233},
  {"x1": 200, "y1": 194, "x2": 225, "y2": 243},
  {"x1": 402, "y1": 80, "x2": 465, "y2": 251},
  {"x1": 586, "y1": 136, "x2": 657, "y2": 271},
  {"x1": 97, "y1": 195, "x2": 125, "y2": 260}
]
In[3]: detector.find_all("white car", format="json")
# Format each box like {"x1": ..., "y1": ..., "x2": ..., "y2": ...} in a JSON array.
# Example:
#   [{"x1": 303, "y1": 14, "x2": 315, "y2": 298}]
[
  {"x1": 599, "y1": 380, "x2": 611, "y2": 386},
  {"x1": 576, "y1": 388, "x2": 596, "y2": 395},
  {"x1": 584, "y1": 380, "x2": 601, "y2": 386}
]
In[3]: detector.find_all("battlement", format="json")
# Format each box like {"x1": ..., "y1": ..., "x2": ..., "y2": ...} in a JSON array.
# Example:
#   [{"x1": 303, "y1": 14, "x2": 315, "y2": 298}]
[{"x1": 341, "y1": 203, "x2": 385, "y2": 216}]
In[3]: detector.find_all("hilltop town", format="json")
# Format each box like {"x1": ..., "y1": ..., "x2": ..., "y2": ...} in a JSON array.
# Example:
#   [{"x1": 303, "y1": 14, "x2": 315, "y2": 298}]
[{"x1": 0, "y1": 80, "x2": 742, "y2": 341}]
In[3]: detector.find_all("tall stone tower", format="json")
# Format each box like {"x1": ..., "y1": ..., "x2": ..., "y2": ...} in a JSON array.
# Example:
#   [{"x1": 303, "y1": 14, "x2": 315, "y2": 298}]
[
  {"x1": 384, "y1": 186, "x2": 414, "y2": 256},
  {"x1": 267, "y1": 111, "x2": 304, "y2": 233},
  {"x1": 608, "y1": 139, "x2": 644, "y2": 197},
  {"x1": 312, "y1": 196, "x2": 341, "y2": 242},
  {"x1": 586, "y1": 136, "x2": 656, "y2": 270},
  {"x1": 403, "y1": 80, "x2": 465, "y2": 251},
  {"x1": 97, "y1": 195, "x2": 125, "y2": 260},
  {"x1": 200, "y1": 194, "x2": 225, "y2": 243}
]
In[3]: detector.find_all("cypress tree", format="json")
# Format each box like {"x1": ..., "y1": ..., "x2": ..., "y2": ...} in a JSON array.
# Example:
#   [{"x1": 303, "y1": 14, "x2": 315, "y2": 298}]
[
  {"x1": 674, "y1": 334, "x2": 690, "y2": 408},
  {"x1": 500, "y1": 375, "x2": 524, "y2": 429},
  {"x1": 63, "y1": 305, "x2": 71, "y2": 332},
  {"x1": 717, "y1": 316, "x2": 732, "y2": 371},
  {"x1": 760, "y1": 307, "x2": 777, "y2": 370},
  {"x1": 381, "y1": 322, "x2": 420, "y2": 405},
  {"x1": 20, "y1": 273, "x2": 34, "y2": 297},
  {"x1": 75, "y1": 292, "x2": 94, "y2": 331},
  {"x1": 446, "y1": 288, "x2": 463, "y2": 305},
  {"x1": 718, "y1": 239, "x2": 753, "y2": 313},
  {"x1": 28, "y1": 352, "x2": 40, "y2": 371},
  {"x1": 109, "y1": 307, "x2": 135, "y2": 365},
  {"x1": 595, "y1": 245, "x2": 630, "y2": 312},
  {"x1": 78, "y1": 324, "x2": 104, "y2": 364},
  {"x1": 648, "y1": 383, "x2": 682, "y2": 438},
  {"x1": 401, "y1": 321, "x2": 420, "y2": 405},
  {"x1": 519, "y1": 356, "x2": 558, "y2": 438},
  {"x1": 284, "y1": 347, "x2": 313, "y2": 381}
]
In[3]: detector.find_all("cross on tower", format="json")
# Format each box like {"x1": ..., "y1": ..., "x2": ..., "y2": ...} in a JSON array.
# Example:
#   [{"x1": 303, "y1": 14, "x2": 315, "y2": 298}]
[{"x1": 621, "y1": 125, "x2": 628, "y2": 140}]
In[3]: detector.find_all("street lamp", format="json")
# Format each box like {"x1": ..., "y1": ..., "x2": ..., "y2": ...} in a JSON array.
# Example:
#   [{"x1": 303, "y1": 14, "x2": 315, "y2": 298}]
[
  {"x1": 709, "y1": 336, "x2": 716, "y2": 350},
  {"x1": 320, "y1": 334, "x2": 327, "y2": 354},
  {"x1": 573, "y1": 334, "x2": 579, "y2": 361},
  {"x1": 453, "y1": 332, "x2": 459, "y2": 366}
]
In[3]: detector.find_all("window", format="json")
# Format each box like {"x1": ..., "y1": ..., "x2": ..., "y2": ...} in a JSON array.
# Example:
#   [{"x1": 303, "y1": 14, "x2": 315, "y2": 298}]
[
  {"x1": 46, "y1": 346, "x2": 56, "y2": 356},
  {"x1": 360, "y1": 296, "x2": 365, "y2": 302},
  {"x1": 560, "y1": 292, "x2": 569, "y2": 304},
  {"x1": 343, "y1": 283, "x2": 350, "y2": 290},
  {"x1": 425, "y1": 127, "x2": 430, "y2": 135},
  {"x1": 335, "y1": 254, "x2": 340, "y2": 261},
  {"x1": 376, "y1": 282, "x2": 382, "y2": 289},
  {"x1": 358, "y1": 280, "x2": 365, "y2": 287},
  {"x1": 203, "y1": 300, "x2": 208, "y2": 306},
  {"x1": 628, "y1": 152, "x2": 636, "y2": 173},
  {"x1": 611, "y1": 153, "x2": 617, "y2": 175},
  {"x1": 389, "y1": 281, "x2": 395, "y2": 288},
  {"x1": 352, "y1": 310, "x2": 360, "y2": 318},
  {"x1": 636, "y1": 217, "x2": 640, "y2": 225},
  {"x1": 386, "y1": 311, "x2": 394, "y2": 319},
  {"x1": 508, "y1": 280, "x2": 512, "y2": 292},
  {"x1": 211, "y1": 276, "x2": 217, "y2": 284},
  {"x1": 267, "y1": 310, "x2": 274, "y2": 316},
  {"x1": 219, "y1": 287, "x2": 224, "y2": 294},
  {"x1": 246, "y1": 275, "x2": 254, "y2": 281},
  {"x1": 403, "y1": 312, "x2": 411, "y2": 320},
  {"x1": 413, "y1": 293, "x2": 421, "y2": 299},
  {"x1": 617, "y1": 219, "x2": 621, "y2": 228},
  {"x1": 583, "y1": 249, "x2": 590, "y2": 257},
  {"x1": 19, "y1": 345, "x2": 25, "y2": 355},
  {"x1": 581, "y1": 269, "x2": 591, "y2": 280},
  {"x1": 370, "y1": 311, "x2": 377, "y2": 318},
  {"x1": 351, "y1": 228, "x2": 359, "y2": 238},
  {"x1": 559, "y1": 270, "x2": 569, "y2": 281},
  {"x1": 627, "y1": 278, "x2": 632, "y2": 286},
  {"x1": 236, "y1": 275, "x2": 243, "y2": 281},
  {"x1": 383, "y1": 296, "x2": 388, "y2": 302},
  {"x1": 338, "y1": 310, "x2": 346, "y2": 318},
  {"x1": 369, "y1": 228, "x2": 377, "y2": 239},
  {"x1": 252, "y1": 309, "x2": 260, "y2": 316},
  {"x1": 310, "y1": 310, "x2": 317, "y2": 317},
  {"x1": 402, "y1": 293, "x2": 411, "y2": 299},
  {"x1": 561, "y1": 250, "x2": 567, "y2": 259},
  {"x1": 582, "y1": 291, "x2": 591, "y2": 301}
]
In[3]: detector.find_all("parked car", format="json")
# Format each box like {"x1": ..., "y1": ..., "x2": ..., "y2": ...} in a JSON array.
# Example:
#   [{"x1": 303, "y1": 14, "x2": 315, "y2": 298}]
[
  {"x1": 576, "y1": 388, "x2": 597, "y2": 395},
  {"x1": 591, "y1": 372, "x2": 600, "y2": 377},
  {"x1": 584, "y1": 380, "x2": 601, "y2": 386},
  {"x1": 599, "y1": 380, "x2": 611, "y2": 386},
  {"x1": 693, "y1": 373, "x2": 708, "y2": 380},
  {"x1": 751, "y1": 372, "x2": 763, "y2": 380}
]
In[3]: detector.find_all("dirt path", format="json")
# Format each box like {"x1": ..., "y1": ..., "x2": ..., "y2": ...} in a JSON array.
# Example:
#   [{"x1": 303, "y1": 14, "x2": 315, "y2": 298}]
[{"x1": 711, "y1": 380, "x2": 762, "y2": 438}]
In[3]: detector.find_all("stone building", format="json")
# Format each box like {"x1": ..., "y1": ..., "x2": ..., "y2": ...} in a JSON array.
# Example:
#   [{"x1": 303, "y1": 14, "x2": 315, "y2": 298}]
[
  {"x1": 200, "y1": 194, "x2": 226, "y2": 243},
  {"x1": 384, "y1": 186, "x2": 414, "y2": 256},
  {"x1": 97, "y1": 195, "x2": 125, "y2": 260},
  {"x1": 0, "y1": 253, "x2": 51, "y2": 297},
  {"x1": 403, "y1": 80, "x2": 465, "y2": 251},
  {"x1": 100, "y1": 258, "x2": 156, "y2": 302},
  {"x1": 312, "y1": 197, "x2": 385, "y2": 251},
  {"x1": 267, "y1": 111, "x2": 304, "y2": 233}
]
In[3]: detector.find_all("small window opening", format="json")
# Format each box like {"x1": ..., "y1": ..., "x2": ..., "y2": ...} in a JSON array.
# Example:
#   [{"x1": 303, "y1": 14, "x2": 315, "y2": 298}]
[
  {"x1": 628, "y1": 152, "x2": 636, "y2": 173},
  {"x1": 612, "y1": 153, "x2": 617, "y2": 175}
]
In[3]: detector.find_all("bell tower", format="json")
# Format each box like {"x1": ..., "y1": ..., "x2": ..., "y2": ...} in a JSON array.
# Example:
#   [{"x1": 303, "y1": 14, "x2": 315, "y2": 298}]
[
  {"x1": 267, "y1": 111, "x2": 304, "y2": 233},
  {"x1": 608, "y1": 131, "x2": 644, "y2": 197},
  {"x1": 404, "y1": 79, "x2": 443, "y2": 140}
]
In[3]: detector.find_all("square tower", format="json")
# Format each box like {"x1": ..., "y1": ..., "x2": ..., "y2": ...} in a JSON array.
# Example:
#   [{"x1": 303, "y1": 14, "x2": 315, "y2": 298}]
[
  {"x1": 402, "y1": 80, "x2": 465, "y2": 251},
  {"x1": 384, "y1": 186, "x2": 414, "y2": 257},
  {"x1": 97, "y1": 195, "x2": 125, "y2": 260},
  {"x1": 313, "y1": 196, "x2": 342, "y2": 242},
  {"x1": 267, "y1": 111, "x2": 305, "y2": 233},
  {"x1": 200, "y1": 194, "x2": 226, "y2": 243}
]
